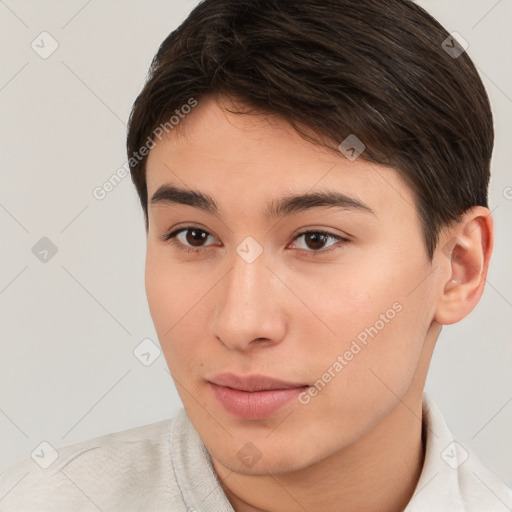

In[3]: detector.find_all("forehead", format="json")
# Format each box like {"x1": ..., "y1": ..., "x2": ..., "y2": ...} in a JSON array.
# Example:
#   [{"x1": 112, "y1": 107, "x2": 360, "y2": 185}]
[{"x1": 145, "y1": 97, "x2": 416, "y2": 221}]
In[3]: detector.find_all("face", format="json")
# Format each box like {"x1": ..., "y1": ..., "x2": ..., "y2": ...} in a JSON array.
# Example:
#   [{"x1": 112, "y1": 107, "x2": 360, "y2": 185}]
[{"x1": 145, "y1": 96, "x2": 441, "y2": 476}]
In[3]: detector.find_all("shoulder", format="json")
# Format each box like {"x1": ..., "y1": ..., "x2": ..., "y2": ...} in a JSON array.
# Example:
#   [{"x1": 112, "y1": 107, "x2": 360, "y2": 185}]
[
  {"x1": 405, "y1": 394, "x2": 512, "y2": 512},
  {"x1": 0, "y1": 413, "x2": 189, "y2": 511},
  {"x1": 455, "y1": 442, "x2": 512, "y2": 511}
]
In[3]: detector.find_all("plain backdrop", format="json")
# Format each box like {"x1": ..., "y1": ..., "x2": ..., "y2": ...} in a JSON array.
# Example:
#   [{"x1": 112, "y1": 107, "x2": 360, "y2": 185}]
[{"x1": 1, "y1": 0, "x2": 511, "y2": 487}]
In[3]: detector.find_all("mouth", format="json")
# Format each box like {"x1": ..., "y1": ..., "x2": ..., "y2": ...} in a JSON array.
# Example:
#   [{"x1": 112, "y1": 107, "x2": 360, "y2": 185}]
[
  {"x1": 207, "y1": 373, "x2": 310, "y2": 420},
  {"x1": 208, "y1": 373, "x2": 309, "y2": 392}
]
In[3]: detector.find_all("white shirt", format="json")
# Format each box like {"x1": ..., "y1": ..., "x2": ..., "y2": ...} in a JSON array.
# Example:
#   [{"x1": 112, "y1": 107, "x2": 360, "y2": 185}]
[{"x1": 1, "y1": 394, "x2": 511, "y2": 511}]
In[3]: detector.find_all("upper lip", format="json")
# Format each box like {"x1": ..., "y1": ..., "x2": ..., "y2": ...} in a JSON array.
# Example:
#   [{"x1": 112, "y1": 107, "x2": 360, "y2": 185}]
[{"x1": 208, "y1": 373, "x2": 309, "y2": 392}]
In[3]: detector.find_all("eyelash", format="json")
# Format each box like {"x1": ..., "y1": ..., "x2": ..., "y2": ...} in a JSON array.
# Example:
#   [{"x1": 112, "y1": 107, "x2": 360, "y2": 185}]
[{"x1": 160, "y1": 226, "x2": 349, "y2": 257}]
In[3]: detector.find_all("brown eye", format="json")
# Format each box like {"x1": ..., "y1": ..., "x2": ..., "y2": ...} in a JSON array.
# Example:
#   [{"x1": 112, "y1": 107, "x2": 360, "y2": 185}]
[
  {"x1": 161, "y1": 227, "x2": 216, "y2": 253},
  {"x1": 292, "y1": 230, "x2": 346, "y2": 255},
  {"x1": 303, "y1": 232, "x2": 329, "y2": 251},
  {"x1": 184, "y1": 229, "x2": 209, "y2": 247}
]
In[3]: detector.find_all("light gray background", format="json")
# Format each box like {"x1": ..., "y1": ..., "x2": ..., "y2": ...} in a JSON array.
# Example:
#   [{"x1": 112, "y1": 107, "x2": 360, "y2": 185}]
[{"x1": 1, "y1": 0, "x2": 511, "y2": 486}]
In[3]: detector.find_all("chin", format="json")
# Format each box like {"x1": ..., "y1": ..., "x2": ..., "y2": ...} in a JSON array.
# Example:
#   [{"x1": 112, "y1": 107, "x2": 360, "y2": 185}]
[
  {"x1": 227, "y1": 452, "x2": 309, "y2": 477},
  {"x1": 209, "y1": 436, "x2": 323, "y2": 477}
]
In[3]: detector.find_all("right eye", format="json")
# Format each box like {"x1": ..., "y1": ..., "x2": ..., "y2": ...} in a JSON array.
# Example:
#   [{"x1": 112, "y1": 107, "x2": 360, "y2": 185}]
[{"x1": 161, "y1": 226, "x2": 219, "y2": 254}]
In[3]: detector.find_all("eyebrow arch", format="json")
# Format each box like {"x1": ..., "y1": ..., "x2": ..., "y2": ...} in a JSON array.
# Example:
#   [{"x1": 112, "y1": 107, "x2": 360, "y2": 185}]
[{"x1": 149, "y1": 184, "x2": 375, "y2": 217}]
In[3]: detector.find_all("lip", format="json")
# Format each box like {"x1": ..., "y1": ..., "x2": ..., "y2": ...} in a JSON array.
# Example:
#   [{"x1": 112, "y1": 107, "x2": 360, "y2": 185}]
[
  {"x1": 207, "y1": 373, "x2": 309, "y2": 420},
  {"x1": 209, "y1": 373, "x2": 309, "y2": 392}
]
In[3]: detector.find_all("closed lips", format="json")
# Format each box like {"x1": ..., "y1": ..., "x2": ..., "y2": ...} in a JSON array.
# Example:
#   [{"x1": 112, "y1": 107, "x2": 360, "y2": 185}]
[{"x1": 207, "y1": 373, "x2": 310, "y2": 391}]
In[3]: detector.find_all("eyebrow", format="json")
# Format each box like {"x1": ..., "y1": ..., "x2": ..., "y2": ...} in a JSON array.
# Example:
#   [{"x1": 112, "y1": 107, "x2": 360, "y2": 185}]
[{"x1": 150, "y1": 184, "x2": 375, "y2": 218}]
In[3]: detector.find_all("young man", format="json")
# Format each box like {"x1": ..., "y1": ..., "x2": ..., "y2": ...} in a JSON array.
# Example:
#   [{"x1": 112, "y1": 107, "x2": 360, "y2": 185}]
[{"x1": 1, "y1": 0, "x2": 511, "y2": 510}]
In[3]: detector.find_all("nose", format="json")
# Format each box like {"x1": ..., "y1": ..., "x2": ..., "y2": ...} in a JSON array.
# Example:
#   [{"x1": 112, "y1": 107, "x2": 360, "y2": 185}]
[{"x1": 212, "y1": 246, "x2": 287, "y2": 351}]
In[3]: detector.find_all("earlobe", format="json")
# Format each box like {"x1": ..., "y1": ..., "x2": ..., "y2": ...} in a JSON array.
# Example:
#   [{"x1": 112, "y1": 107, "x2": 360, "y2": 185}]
[{"x1": 434, "y1": 207, "x2": 494, "y2": 325}]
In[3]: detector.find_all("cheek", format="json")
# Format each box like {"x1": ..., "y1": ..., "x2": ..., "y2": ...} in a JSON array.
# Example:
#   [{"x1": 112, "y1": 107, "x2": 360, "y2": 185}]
[
  {"x1": 306, "y1": 254, "x2": 433, "y2": 403},
  {"x1": 145, "y1": 247, "x2": 173, "y2": 330},
  {"x1": 145, "y1": 247, "x2": 190, "y2": 355},
  {"x1": 144, "y1": 245, "x2": 218, "y2": 374},
  {"x1": 145, "y1": 244, "x2": 202, "y2": 327}
]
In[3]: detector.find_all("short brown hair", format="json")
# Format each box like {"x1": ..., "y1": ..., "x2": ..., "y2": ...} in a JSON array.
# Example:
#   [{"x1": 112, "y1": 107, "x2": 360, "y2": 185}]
[{"x1": 126, "y1": 0, "x2": 494, "y2": 258}]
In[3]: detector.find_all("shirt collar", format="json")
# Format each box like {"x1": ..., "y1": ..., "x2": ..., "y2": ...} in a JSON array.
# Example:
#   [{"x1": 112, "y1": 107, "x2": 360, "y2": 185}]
[{"x1": 404, "y1": 393, "x2": 467, "y2": 511}]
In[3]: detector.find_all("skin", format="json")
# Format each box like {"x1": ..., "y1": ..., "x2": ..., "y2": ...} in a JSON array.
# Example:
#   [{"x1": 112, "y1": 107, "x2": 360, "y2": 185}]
[{"x1": 144, "y1": 95, "x2": 493, "y2": 512}]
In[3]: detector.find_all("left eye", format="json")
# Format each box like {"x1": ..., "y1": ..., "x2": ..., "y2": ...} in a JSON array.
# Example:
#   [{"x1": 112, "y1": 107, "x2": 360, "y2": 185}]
[{"x1": 291, "y1": 231, "x2": 346, "y2": 252}]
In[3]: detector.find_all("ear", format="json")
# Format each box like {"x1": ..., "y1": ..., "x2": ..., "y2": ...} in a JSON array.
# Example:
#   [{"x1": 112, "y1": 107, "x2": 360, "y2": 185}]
[{"x1": 434, "y1": 206, "x2": 494, "y2": 325}]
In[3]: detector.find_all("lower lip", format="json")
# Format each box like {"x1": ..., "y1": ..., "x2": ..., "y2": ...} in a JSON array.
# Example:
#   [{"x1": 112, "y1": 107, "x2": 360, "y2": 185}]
[{"x1": 209, "y1": 382, "x2": 308, "y2": 420}]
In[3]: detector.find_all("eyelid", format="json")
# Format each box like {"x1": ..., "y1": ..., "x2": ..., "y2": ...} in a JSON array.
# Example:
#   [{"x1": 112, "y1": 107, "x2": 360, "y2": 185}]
[
  {"x1": 160, "y1": 224, "x2": 215, "y2": 243},
  {"x1": 160, "y1": 225, "x2": 219, "y2": 251},
  {"x1": 161, "y1": 225, "x2": 349, "y2": 255},
  {"x1": 289, "y1": 229, "x2": 347, "y2": 252}
]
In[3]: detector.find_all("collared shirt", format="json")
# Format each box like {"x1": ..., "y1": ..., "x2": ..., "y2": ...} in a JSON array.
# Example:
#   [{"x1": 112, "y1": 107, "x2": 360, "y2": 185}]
[{"x1": 1, "y1": 394, "x2": 511, "y2": 511}]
